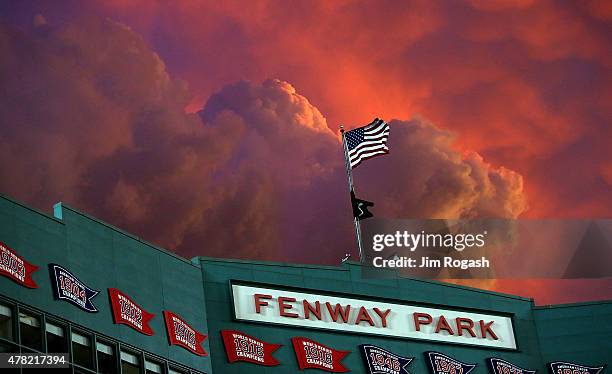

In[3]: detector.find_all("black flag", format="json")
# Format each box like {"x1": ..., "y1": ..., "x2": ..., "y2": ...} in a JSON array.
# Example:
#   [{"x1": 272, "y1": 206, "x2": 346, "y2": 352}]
[{"x1": 351, "y1": 190, "x2": 374, "y2": 220}]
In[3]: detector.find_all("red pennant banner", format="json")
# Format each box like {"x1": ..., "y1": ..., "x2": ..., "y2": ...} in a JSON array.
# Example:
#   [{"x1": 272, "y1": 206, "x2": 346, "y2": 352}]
[
  {"x1": 292, "y1": 337, "x2": 350, "y2": 373},
  {"x1": 0, "y1": 242, "x2": 38, "y2": 288},
  {"x1": 108, "y1": 288, "x2": 155, "y2": 335},
  {"x1": 163, "y1": 310, "x2": 207, "y2": 356},
  {"x1": 221, "y1": 330, "x2": 281, "y2": 366}
]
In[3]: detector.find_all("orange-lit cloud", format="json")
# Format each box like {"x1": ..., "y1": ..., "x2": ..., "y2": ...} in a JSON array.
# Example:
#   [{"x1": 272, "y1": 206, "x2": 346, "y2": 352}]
[
  {"x1": 60, "y1": 0, "x2": 609, "y2": 220},
  {"x1": 0, "y1": 17, "x2": 526, "y2": 260},
  {"x1": 0, "y1": 1, "x2": 610, "y2": 304}
]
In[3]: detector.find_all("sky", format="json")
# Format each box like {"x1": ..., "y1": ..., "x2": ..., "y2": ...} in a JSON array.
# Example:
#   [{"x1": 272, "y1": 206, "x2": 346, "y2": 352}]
[{"x1": 0, "y1": 0, "x2": 611, "y2": 304}]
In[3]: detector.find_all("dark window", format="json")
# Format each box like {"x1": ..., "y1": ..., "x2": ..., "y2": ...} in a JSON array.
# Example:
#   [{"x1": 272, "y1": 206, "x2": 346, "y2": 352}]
[
  {"x1": 0, "y1": 305, "x2": 18, "y2": 371},
  {"x1": 19, "y1": 311, "x2": 42, "y2": 351},
  {"x1": 121, "y1": 350, "x2": 141, "y2": 374},
  {"x1": 24, "y1": 369, "x2": 72, "y2": 374},
  {"x1": 71, "y1": 330, "x2": 93, "y2": 369},
  {"x1": 168, "y1": 366, "x2": 188, "y2": 374},
  {"x1": 73, "y1": 368, "x2": 95, "y2": 374},
  {"x1": 0, "y1": 339, "x2": 18, "y2": 353},
  {"x1": 45, "y1": 321, "x2": 67, "y2": 353},
  {"x1": 145, "y1": 357, "x2": 164, "y2": 374},
  {"x1": 23, "y1": 368, "x2": 71, "y2": 374},
  {"x1": 2, "y1": 369, "x2": 19, "y2": 374},
  {"x1": 0, "y1": 303, "x2": 13, "y2": 341},
  {"x1": 96, "y1": 340, "x2": 118, "y2": 374}
]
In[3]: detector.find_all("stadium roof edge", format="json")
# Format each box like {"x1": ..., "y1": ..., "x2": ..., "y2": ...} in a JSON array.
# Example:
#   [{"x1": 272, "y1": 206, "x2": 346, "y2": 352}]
[
  {"x1": 197, "y1": 256, "x2": 535, "y2": 302},
  {"x1": 0, "y1": 193, "x2": 63, "y2": 224},
  {"x1": 534, "y1": 299, "x2": 612, "y2": 309}
]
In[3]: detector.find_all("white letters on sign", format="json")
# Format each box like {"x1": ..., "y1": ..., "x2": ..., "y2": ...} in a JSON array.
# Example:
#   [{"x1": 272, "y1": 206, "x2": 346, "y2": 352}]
[{"x1": 231, "y1": 284, "x2": 517, "y2": 350}]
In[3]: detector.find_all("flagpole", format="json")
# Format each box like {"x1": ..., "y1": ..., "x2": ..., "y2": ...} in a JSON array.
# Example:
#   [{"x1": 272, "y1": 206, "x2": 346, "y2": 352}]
[{"x1": 340, "y1": 126, "x2": 365, "y2": 262}]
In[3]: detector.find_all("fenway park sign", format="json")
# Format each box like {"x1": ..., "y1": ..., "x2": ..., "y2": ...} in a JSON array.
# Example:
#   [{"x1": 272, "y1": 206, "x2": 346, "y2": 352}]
[{"x1": 231, "y1": 283, "x2": 517, "y2": 349}]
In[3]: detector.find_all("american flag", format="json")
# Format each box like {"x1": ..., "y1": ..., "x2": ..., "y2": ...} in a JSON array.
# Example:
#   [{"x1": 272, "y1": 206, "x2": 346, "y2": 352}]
[{"x1": 345, "y1": 118, "x2": 390, "y2": 168}]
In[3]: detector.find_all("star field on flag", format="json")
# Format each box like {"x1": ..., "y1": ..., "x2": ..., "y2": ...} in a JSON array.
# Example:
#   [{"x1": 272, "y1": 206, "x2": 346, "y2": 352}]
[{"x1": 345, "y1": 118, "x2": 390, "y2": 168}]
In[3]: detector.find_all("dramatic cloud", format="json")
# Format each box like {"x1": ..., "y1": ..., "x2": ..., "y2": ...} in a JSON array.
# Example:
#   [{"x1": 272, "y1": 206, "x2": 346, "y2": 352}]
[
  {"x1": 2, "y1": 1, "x2": 609, "y2": 219},
  {"x1": 0, "y1": 6, "x2": 608, "y2": 303},
  {"x1": 50, "y1": 0, "x2": 606, "y2": 219},
  {"x1": 0, "y1": 18, "x2": 525, "y2": 265},
  {"x1": 182, "y1": 82, "x2": 527, "y2": 262},
  {"x1": 357, "y1": 119, "x2": 526, "y2": 219},
  {"x1": 0, "y1": 17, "x2": 238, "y2": 247}
]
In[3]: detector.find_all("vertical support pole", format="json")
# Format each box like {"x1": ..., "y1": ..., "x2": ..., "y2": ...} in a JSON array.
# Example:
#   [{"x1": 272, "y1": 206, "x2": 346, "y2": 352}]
[{"x1": 340, "y1": 126, "x2": 365, "y2": 262}]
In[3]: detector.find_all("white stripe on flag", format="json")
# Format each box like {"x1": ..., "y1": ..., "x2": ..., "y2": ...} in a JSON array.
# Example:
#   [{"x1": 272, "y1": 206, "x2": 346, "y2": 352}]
[
  {"x1": 364, "y1": 123, "x2": 387, "y2": 136},
  {"x1": 349, "y1": 140, "x2": 387, "y2": 156},
  {"x1": 350, "y1": 145, "x2": 388, "y2": 161},
  {"x1": 350, "y1": 145, "x2": 388, "y2": 166},
  {"x1": 364, "y1": 132, "x2": 390, "y2": 141},
  {"x1": 351, "y1": 149, "x2": 388, "y2": 167}
]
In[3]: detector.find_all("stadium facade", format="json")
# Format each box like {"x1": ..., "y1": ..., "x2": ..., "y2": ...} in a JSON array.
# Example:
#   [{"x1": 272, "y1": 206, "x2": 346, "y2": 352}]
[{"x1": 0, "y1": 194, "x2": 609, "y2": 373}]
